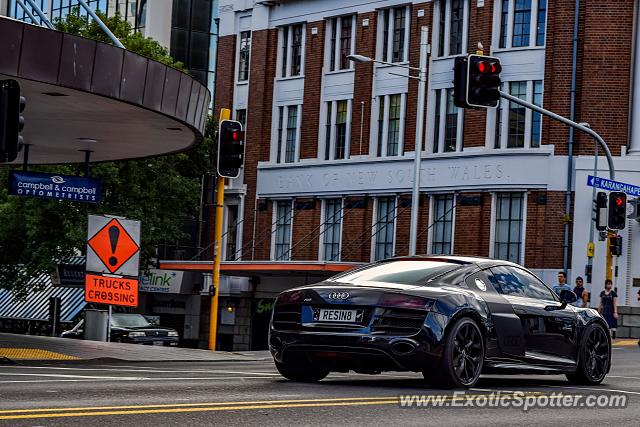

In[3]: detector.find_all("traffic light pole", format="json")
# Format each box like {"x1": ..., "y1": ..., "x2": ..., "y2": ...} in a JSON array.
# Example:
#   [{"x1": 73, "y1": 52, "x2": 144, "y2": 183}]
[
  {"x1": 209, "y1": 108, "x2": 231, "y2": 351},
  {"x1": 498, "y1": 91, "x2": 616, "y2": 181}
]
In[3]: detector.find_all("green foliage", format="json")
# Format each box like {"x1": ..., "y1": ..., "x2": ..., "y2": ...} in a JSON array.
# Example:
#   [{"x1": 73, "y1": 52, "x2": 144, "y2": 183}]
[
  {"x1": 0, "y1": 10, "x2": 214, "y2": 298},
  {"x1": 53, "y1": 7, "x2": 185, "y2": 71}
]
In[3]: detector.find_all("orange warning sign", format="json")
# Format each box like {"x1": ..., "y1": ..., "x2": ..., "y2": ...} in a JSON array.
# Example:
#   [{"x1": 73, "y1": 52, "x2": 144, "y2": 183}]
[
  {"x1": 85, "y1": 273, "x2": 138, "y2": 307},
  {"x1": 87, "y1": 218, "x2": 139, "y2": 274}
]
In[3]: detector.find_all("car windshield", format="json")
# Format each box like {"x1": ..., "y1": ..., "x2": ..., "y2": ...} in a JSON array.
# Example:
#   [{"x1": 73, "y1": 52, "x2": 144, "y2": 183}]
[
  {"x1": 110, "y1": 314, "x2": 153, "y2": 328},
  {"x1": 328, "y1": 260, "x2": 459, "y2": 285}
]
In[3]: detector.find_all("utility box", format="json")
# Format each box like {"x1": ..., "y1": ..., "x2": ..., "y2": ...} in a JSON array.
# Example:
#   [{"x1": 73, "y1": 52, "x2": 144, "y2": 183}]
[{"x1": 84, "y1": 309, "x2": 108, "y2": 341}]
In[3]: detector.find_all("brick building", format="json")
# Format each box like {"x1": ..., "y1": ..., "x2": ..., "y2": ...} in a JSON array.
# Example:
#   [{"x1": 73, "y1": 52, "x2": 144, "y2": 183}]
[{"x1": 166, "y1": 0, "x2": 640, "y2": 349}]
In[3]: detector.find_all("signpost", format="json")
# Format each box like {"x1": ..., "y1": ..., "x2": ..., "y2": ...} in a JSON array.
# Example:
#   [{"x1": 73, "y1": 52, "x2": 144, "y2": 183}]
[
  {"x1": 587, "y1": 175, "x2": 640, "y2": 197},
  {"x1": 8, "y1": 171, "x2": 101, "y2": 203},
  {"x1": 85, "y1": 215, "x2": 141, "y2": 340}
]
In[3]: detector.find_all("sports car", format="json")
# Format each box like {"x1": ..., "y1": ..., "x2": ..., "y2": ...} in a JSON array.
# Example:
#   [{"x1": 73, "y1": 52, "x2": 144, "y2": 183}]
[{"x1": 269, "y1": 256, "x2": 611, "y2": 388}]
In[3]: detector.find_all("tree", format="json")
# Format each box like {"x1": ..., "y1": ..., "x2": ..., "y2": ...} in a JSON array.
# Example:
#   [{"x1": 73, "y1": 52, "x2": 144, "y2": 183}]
[{"x1": 0, "y1": 9, "x2": 213, "y2": 298}]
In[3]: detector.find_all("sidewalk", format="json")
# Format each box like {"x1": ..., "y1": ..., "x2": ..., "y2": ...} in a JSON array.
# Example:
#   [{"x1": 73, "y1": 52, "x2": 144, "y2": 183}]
[{"x1": 0, "y1": 333, "x2": 271, "y2": 363}]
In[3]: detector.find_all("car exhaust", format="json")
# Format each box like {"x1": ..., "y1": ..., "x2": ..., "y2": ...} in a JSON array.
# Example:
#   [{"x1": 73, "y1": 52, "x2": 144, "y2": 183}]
[{"x1": 390, "y1": 339, "x2": 418, "y2": 355}]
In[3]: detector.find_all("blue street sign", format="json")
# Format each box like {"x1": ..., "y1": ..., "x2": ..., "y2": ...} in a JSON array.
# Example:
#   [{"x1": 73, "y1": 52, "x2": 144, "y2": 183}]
[
  {"x1": 587, "y1": 175, "x2": 640, "y2": 197},
  {"x1": 8, "y1": 171, "x2": 101, "y2": 203}
]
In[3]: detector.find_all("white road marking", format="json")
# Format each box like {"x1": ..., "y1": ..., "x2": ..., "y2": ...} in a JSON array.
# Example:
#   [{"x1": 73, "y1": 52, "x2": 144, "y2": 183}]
[
  {"x1": 0, "y1": 366, "x2": 278, "y2": 376},
  {"x1": 607, "y1": 375, "x2": 640, "y2": 380},
  {"x1": 0, "y1": 373, "x2": 143, "y2": 380},
  {"x1": 552, "y1": 385, "x2": 640, "y2": 395},
  {"x1": 0, "y1": 375, "x2": 283, "y2": 384}
]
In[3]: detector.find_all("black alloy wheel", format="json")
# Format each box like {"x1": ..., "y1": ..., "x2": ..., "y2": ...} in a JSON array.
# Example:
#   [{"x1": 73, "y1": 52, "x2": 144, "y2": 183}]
[
  {"x1": 567, "y1": 323, "x2": 610, "y2": 385},
  {"x1": 426, "y1": 317, "x2": 485, "y2": 388}
]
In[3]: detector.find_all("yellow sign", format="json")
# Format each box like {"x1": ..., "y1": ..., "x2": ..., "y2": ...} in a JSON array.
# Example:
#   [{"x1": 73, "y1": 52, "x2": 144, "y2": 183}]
[{"x1": 587, "y1": 242, "x2": 595, "y2": 258}]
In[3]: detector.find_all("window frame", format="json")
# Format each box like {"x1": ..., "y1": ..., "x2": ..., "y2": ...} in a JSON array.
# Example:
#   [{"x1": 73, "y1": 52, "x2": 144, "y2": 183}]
[
  {"x1": 223, "y1": 203, "x2": 242, "y2": 261},
  {"x1": 487, "y1": 80, "x2": 543, "y2": 149},
  {"x1": 277, "y1": 23, "x2": 306, "y2": 79},
  {"x1": 371, "y1": 195, "x2": 398, "y2": 262},
  {"x1": 319, "y1": 198, "x2": 344, "y2": 261},
  {"x1": 272, "y1": 104, "x2": 302, "y2": 163},
  {"x1": 494, "y1": 0, "x2": 548, "y2": 51},
  {"x1": 373, "y1": 94, "x2": 407, "y2": 157},
  {"x1": 433, "y1": 0, "x2": 470, "y2": 58},
  {"x1": 429, "y1": 194, "x2": 456, "y2": 255},
  {"x1": 429, "y1": 88, "x2": 464, "y2": 153},
  {"x1": 376, "y1": 5, "x2": 410, "y2": 64},
  {"x1": 489, "y1": 192, "x2": 527, "y2": 265},
  {"x1": 325, "y1": 15, "x2": 357, "y2": 73},
  {"x1": 319, "y1": 99, "x2": 353, "y2": 160},
  {"x1": 237, "y1": 30, "x2": 252, "y2": 83},
  {"x1": 271, "y1": 200, "x2": 294, "y2": 261}
]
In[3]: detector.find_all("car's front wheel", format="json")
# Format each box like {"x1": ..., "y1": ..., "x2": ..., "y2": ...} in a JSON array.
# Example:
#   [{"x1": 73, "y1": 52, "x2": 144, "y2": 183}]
[
  {"x1": 425, "y1": 317, "x2": 485, "y2": 389},
  {"x1": 566, "y1": 323, "x2": 610, "y2": 385},
  {"x1": 275, "y1": 360, "x2": 329, "y2": 382}
]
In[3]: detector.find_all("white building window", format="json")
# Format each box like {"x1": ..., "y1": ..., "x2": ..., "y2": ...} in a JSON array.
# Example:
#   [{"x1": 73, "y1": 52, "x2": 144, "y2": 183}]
[
  {"x1": 497, "y1": 0, "x2": 548, "y2": 49},
  {"x1": 278, "y1": 23, "x2": 306, "y2": 78},
  {"x1": 492, "y1": 192, "x2": 525, "y2": 264},
  {"x1": 491, "y1": 80, "x2": 543, "y2": 149},
  {"x1": 321, "y1": 198, "x2": 343, "y2": 261},
  {"x1": 375, "y1": 94, "x2": 406, "y2": 157},
  {"x1": 430, "y1": 194, "x2": 455, "y2": 255},
  {"x1": 326, "y1": 15, "x2": 356, "y2": 72},
  {"x1": 373, "y1": 196, "x2": 396, "y2": 261},
  {"x1": 431, "y1": 88, "x2": 463, "y2": 153},
  {"x1": 272, "y1": 200, "x2": 293, "y2": 261},
  {"x1": 377, "y1": 6, "x2": 410, "y2": 63},
  {"x1": 238, "y1": 31, "x2": 251, "y2": 82},
  {"x1": 321, "y1": 100, "x2": 352, "y2": 160},
  {"x1": 224, "y1": 204, "x2": 241, "y2": 261},
  {"x1": 434, "y1": 0, "x2": 469, "y2": 57},
  {"x1": 274, "y1": 105, "x2": 302, "y2": 163}
]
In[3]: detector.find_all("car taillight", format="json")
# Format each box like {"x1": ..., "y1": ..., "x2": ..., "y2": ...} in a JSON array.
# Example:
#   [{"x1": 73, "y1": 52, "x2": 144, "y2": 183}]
[
  {"x1": 276, "y1": 290, "x2": 304, "y2": 305},
  {"x1": 377, "y1": 293, "x2": 434, "y2": 310}
]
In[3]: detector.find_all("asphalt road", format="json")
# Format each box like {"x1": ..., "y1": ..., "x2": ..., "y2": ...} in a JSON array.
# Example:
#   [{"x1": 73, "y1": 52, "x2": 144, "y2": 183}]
[{"x1": 0, "y1": 344, "x2": 637, "y2": 427}]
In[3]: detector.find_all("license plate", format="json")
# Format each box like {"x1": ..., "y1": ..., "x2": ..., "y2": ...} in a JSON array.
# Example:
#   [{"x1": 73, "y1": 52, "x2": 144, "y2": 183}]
[{"x1": 313, "y1": 308, "x2": 363, "y2": 323}]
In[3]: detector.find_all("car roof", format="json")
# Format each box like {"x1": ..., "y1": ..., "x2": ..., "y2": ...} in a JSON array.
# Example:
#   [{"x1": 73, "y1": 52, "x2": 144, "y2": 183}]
[{"x1": 389, "y1": 255, "x2": 523, "y2": 270}]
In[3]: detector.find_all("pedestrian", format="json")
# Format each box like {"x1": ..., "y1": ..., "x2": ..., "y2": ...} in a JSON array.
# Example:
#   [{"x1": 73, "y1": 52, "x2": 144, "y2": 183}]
[
  {"x1": 552, "y1": 271, "x2": 573, "y2": 296},
  {"x1": 572, "y1": 276, "x2": 588, "y2": 308},
  {"x1": 599, "y1": 279, "x2": 618, "y2": 338}
]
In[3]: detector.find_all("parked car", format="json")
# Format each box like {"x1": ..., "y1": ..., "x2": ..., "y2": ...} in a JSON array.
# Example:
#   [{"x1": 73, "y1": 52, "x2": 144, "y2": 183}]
[
  {"x1": 269, "y1": 256, "x2": 611, "y2": 388},
  {"x1": 61, "y1": 313, "x2": 179, "y2": 346}
]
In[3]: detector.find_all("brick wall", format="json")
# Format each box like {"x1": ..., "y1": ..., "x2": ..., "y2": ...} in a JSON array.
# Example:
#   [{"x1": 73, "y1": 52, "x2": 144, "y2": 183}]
[
  {"x1": 525, "y1": 191, "x2": 568, "y2": 269},
  {"x1": 462, "y1": 0, "x2": 495, "y2": 149},
  {"x1": 291, "y1": 199, "x2": 321, "y2": 260},
  {"x1": 300, "y1": 21, "x2": 325, "y2": 160},
  {"x1": 213, "y1": 35, "x2": 236, "y2": 120},
  {"x1": 341, "y1": 197, "x2": 374, "y2": 262},
  {"x1": 350, "y1": 12, "x2": 377, "y2": 156},
  {"x1": 454, "y1": 192, "x2": 492, "y2": 257},
  {"x1": 242, "y1": 29, "x2": 278, "y2": 260},
  {"x1": 404, "y1": 2, "x2": 432, "y2": 154}
]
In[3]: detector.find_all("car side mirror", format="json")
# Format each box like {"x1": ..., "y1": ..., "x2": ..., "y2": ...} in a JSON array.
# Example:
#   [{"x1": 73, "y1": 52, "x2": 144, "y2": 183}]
[{"x1": 545, "y1": 290, "x2": 577, "y2": 311}]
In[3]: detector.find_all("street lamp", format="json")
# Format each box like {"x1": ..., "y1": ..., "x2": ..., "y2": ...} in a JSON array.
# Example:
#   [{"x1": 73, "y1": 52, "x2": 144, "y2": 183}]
[{"x1": 347, "y1": 26, "x2": 429, "y2": 256}]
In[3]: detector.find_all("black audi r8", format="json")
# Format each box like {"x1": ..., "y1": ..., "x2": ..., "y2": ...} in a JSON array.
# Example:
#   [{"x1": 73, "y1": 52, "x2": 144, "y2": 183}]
[{"x1": 269, "y1": 256, "x2": 611, "y2": 388}]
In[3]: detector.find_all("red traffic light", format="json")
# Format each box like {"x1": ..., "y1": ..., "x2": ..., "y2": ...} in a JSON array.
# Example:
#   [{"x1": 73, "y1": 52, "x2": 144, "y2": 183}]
[
  {"x1": 477, "y1": 61, "x2": 488, "y2": 73},
  {"x1": 615, "y1": 196, "x2": 625, "y2": 206}
]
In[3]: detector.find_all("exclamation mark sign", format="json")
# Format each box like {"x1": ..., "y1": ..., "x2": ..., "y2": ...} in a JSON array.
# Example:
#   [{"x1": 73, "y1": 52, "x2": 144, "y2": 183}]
[{"x1": 108, "y1": 225, "x2": 120, "y2": 267}]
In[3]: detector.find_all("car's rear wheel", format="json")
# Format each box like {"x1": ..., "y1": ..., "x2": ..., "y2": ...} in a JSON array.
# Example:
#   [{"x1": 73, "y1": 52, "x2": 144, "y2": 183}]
[
  {"x1": 566, "y1": 323, "x2": 610, "y2": 385},
  {"x1": 425, "y1": 317, "x2": 485, "y2": 389},
  {"x1": 275, "y1": 360, "x2": 329, "y2": 382}
]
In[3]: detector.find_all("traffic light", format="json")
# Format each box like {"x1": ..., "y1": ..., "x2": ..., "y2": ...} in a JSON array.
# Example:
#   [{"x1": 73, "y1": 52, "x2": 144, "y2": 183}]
[
  {"x1": 453, "y1": 54, "x2": 502, "y2": 109},
  {"x1": 610, "y1": 235, "x2": 623, "y2": 256},
  {"x1": 594, "y1": 191, "x2": 608, "y2": 231},
  {"x1": 0, "y1": 79, "x2": 26, "y2": 163},
  {"x1": 217, "y1": 120, "x2": 245, "y2": 179},
  {"x1": 607, "y1": 192, "x2": 627, "y2": 230}
]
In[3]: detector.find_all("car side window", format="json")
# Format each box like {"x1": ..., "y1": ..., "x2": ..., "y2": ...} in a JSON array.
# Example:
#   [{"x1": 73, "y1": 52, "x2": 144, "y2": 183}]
[
  {"x1": 490, "y1": 266, "x2": 527, "y2": 297},
  {"x1": 491, "y1": 266, "x2": 556, "y2": 301},
  {"x1": 513, "y1": 268, "x2": 556, "y2": 301}
]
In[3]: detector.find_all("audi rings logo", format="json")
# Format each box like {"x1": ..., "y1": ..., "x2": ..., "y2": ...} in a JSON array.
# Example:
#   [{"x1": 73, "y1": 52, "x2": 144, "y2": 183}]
[{"x1": 328, "y1": 291, "x2": 350, "y2": 300}]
